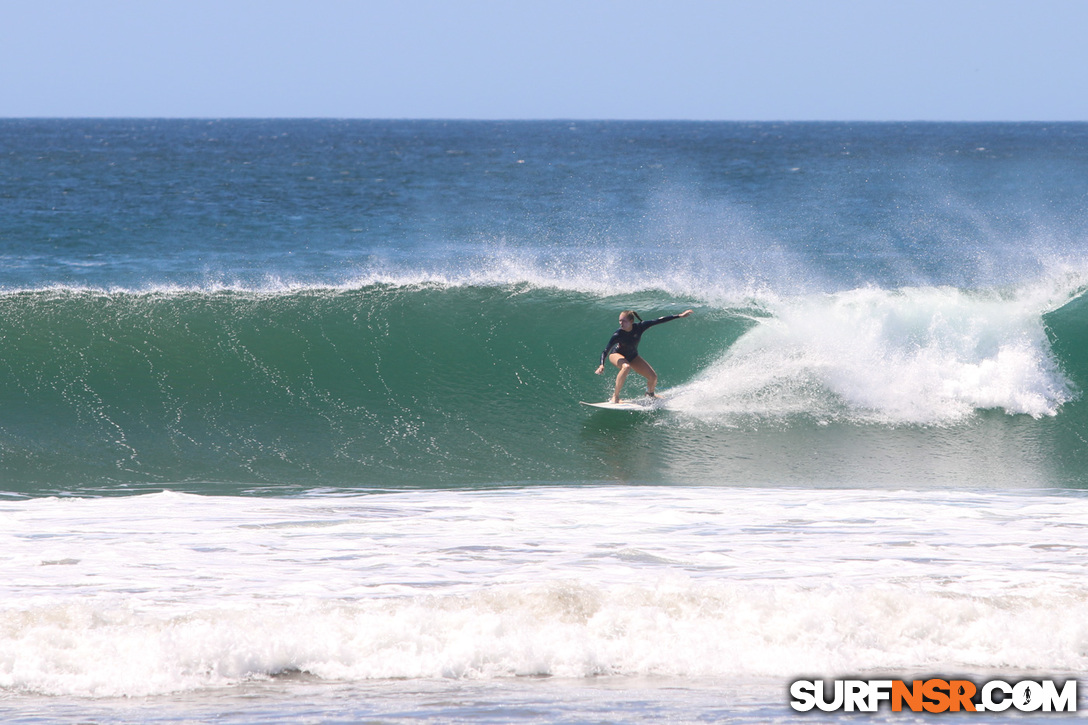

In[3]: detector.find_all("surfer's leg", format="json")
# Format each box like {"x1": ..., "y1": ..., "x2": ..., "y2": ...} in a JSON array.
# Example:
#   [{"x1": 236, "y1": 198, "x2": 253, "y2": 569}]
[
  {"x1": 608, "y1": 353, "x2": 630, "y2": 403},
  {"x1": 628, "y1": 357, "x2": 658, "y2": 396}
]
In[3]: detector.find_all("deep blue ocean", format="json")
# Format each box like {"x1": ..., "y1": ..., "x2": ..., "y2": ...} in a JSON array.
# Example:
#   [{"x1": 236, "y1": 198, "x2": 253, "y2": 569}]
[{"x1": 2, "y1": 120, "x2": 1087, "y2": 723}]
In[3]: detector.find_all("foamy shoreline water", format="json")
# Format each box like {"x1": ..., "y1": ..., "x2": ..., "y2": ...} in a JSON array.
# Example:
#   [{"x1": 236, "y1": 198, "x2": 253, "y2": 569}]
[{"x1": 3, "y1": 486, "x2": 1086, "y2": 702}]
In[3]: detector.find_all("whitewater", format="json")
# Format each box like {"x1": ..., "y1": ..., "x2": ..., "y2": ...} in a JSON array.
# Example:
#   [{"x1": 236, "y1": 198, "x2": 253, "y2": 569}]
[
  {"x1": 3, "y1": 120, "x2": 1088, "y2": 722},
  {"x1": 5, "y1": 488, "x2": 1088, "y2": 718}
]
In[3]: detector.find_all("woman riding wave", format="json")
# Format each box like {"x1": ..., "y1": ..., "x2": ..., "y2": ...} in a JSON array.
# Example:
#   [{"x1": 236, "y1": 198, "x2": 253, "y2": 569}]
[{"x1": 595, "y1": 309, "x2": 693, "y2": 403}]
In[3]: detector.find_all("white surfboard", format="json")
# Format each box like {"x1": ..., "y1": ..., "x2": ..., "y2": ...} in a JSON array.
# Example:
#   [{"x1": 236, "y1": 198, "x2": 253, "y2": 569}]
[{"x1": 580, "y1": 397, "x2": 664, "y2": 412}]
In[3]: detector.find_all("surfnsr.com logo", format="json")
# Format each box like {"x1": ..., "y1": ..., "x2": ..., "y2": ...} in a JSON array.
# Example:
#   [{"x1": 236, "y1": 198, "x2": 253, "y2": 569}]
[{"x1": 790, "y1": 679, "x2": 1077, "y2": 713}]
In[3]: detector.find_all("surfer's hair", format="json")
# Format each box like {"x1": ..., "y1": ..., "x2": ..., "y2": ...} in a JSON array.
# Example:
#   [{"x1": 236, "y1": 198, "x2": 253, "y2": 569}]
[{"x1": 620, "y1": 310, "x2": 642, "y2": 322}]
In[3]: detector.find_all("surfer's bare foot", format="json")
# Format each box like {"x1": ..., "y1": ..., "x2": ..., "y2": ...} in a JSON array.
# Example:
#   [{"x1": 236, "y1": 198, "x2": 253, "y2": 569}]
[{"x1": 646, "y1": 391, "x2": 660, "y2": 398}]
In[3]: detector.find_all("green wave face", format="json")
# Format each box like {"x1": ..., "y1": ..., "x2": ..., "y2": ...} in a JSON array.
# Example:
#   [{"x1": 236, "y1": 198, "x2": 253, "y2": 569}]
[
  {"x1": 1, "y1": 281, "x2": 1086, "y2": 493},
  {"x1": 0, "y1": 285, "x2": 739, "y2": 492}
]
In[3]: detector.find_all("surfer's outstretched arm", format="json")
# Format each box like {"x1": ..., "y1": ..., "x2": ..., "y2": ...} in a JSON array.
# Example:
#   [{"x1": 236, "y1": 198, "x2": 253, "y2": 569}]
[{"x1": 640, "y1": 309, "x2": 694, "y2": 330}]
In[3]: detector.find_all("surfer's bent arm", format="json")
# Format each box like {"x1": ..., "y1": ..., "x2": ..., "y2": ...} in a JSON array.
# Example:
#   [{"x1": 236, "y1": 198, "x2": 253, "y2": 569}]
[{"x1": 598, "y1": 334, "x2": 622, "y2": 369}]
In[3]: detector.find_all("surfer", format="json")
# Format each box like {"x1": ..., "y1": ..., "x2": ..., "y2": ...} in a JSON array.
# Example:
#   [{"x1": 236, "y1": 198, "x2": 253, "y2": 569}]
[{"x1": 595, "y1": 309, "x2": 693, "y2": 403}]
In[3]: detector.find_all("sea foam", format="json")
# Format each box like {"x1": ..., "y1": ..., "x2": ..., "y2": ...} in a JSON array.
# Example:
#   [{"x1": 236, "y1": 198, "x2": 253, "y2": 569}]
[
  {"x1": 671, "y1": 282, "x2": 1081, "y2": 423},
  {"x1": 2, "y1": 488, "x2": 1086, "y2": 697}
]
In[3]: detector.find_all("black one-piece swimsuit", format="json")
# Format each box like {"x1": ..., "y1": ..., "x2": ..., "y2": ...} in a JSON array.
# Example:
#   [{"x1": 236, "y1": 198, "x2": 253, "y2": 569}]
[{"x1": 599, "y1": 315, "x2": 680, "y2": 367}]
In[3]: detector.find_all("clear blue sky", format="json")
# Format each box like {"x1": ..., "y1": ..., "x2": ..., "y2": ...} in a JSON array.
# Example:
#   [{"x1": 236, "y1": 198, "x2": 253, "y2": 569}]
[{"x1": 2, "y1": 0, "x2": 1086, "y2": 120}]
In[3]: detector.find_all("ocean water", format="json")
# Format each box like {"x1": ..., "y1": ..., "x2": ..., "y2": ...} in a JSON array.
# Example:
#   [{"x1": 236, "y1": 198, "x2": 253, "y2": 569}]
[{"x1": 1, "y1": 120, "x2": 1088, "y2": 722}]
